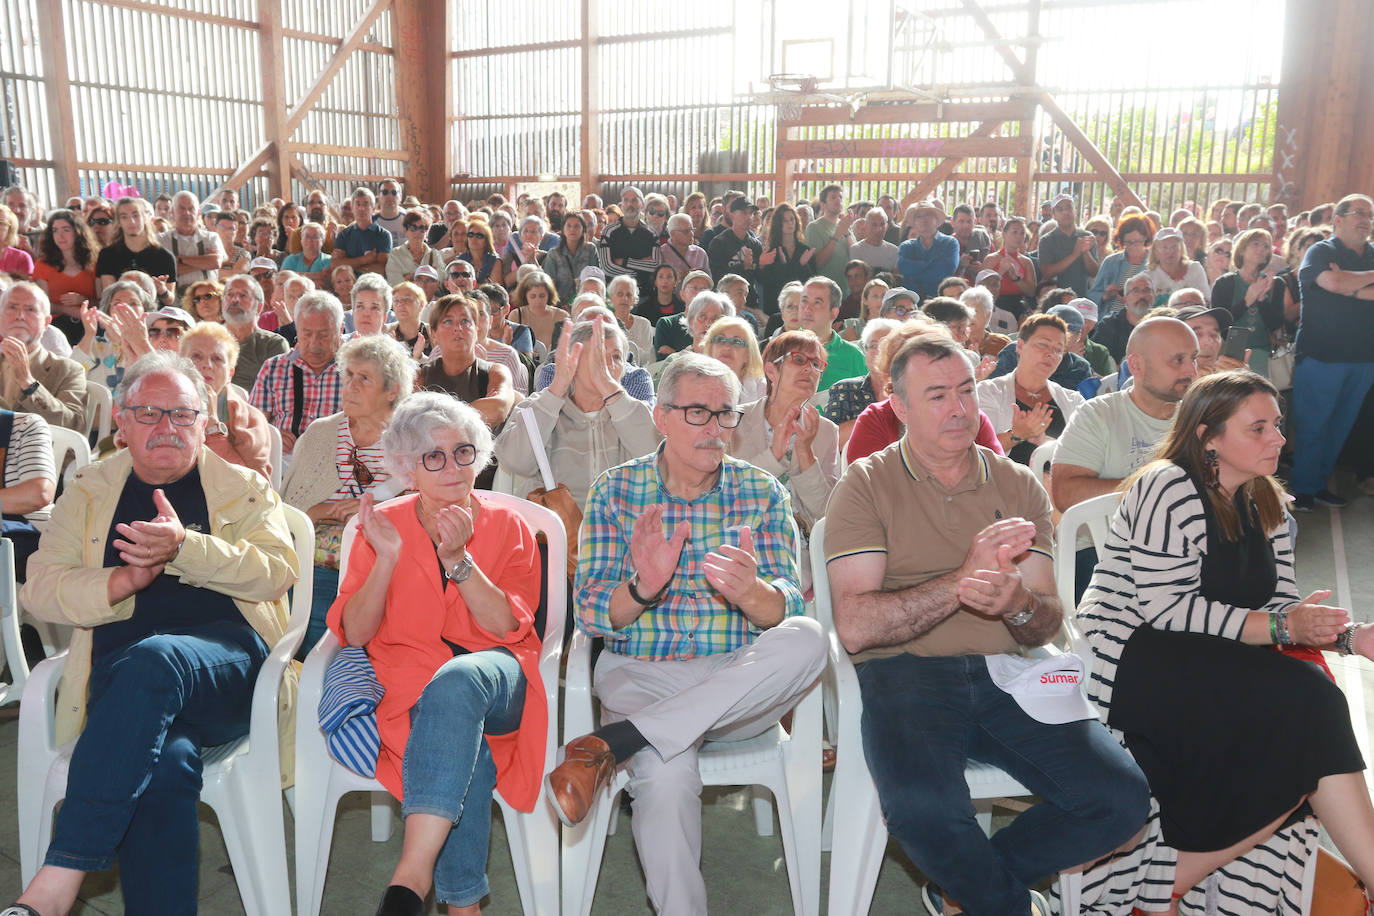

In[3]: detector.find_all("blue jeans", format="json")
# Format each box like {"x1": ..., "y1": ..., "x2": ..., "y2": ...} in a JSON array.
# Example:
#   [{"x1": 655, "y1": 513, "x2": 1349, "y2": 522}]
[
  {"x1": 1291, "y1": 357, "x2": 1374, "y2": 495},
  {"x1": 858, "y1": 654, "x2": 1149, "y2": 916},
  {"x1": 299, "y1": 564, "x2": 339, "y2": 660},
  {"x1": 46, "y1": 620, "x2": 269, "y2": 914},
  {"x1": 401, "y1": 648, "x2": 526, "y2": 908}
]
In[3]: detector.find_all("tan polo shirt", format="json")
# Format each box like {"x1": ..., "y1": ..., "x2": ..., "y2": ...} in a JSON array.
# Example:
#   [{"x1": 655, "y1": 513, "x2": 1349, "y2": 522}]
[{"x1": 824, "y1": 438, "x2": 1054, "y2": 663}]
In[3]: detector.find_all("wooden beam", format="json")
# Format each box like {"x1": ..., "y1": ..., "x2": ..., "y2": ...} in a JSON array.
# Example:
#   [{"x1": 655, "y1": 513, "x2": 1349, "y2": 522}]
[
  {"x1": 579, "y1": 0, "x2": 600, "y2": 202},
  {"x1": 212, "y1": 143, "x2": 276, "y2": 195},
  {"x1": 958, "y1": 0, "x2": 1031, "y2": 84},
  {"x1": 780, "y1": 99, "x2": 1036, "y2": 128},
  {"x1": 33, "y1": 0, "x2": 79, "y2": 200},
  {"x1": 1013, "y1": 0, "x2": 1040, "y2": 214},
  {"x1": 84, "y1": 161, "x2": 251, "y2": 177},
  {"x1": 1037, "y1": 93, "x2": 1143, "y2": 209},
  {"x1": 283, "y1": 0, "x2": 393, "y2": 138},
  {"x1": 287, "y1": 156, "x2": 328, "y2": 195},
  {"x1": 287, "y1": 142, "x2": 410, "y2": 161},
  {"x1": 77, "y1": 0, "x2": 256, "y2": 31},
  {"x1": 777, "y1": 134, "x2": 1023, "y2": 161},
  {"x1": 392, "y1": 0, "x2": 449, "y2": 202},
  {"x1": 257, "y1": 0, "x2": 289, "y2": 199},
  {"x1": 281, "y1": 29, "x2": 392, "y2": 55},
  {"x1": 897, "y1": 121, "x2": 1010, "y2": 210}
]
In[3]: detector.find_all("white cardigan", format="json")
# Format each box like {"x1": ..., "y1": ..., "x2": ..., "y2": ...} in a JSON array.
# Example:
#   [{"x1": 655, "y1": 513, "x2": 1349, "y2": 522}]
[{"x1": 975, "y1": 372, "x2": 1084, "y2": 435}]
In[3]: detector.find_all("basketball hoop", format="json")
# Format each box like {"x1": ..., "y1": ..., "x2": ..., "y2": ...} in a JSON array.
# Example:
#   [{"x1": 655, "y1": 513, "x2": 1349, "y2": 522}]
[{"x1": 768, "y1": 73, "x2": 818, "y2": 122}]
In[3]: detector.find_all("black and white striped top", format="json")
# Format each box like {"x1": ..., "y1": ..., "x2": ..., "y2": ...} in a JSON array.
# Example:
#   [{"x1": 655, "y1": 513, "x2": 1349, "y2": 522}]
[
  {"x1": 5, "y1": 412, "x2": 55, "y2": 524},
  {"x1": 1078, "y1": 462, "x2": 1299, "y2": 712}
]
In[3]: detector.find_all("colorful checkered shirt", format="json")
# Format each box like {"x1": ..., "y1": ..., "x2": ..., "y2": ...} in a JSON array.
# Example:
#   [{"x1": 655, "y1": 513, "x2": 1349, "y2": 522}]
[
  {"x1": 249, "y1": 350, "x2": 342, "y2": 438},
  {"x1": 575, "y1": 444, "x2": 805, "y2": 660}
]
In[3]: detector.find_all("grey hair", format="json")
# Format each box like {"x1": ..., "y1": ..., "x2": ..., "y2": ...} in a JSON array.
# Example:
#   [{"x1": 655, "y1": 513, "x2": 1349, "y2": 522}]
[
  {"x1": 685, "y1": 291, "x2": 735, "y2": 328},
  {"x1": 657, "y1": 352, "x2": 742, "y2": 408},
  {"x1": 223, "y1": 273, "x2": 264, "y2": 305},
  {"x1": 337, "y1": 334, "x2": 415, "y2": 403},
  {"x1": 860, "y1": 317, "x2": 902, "y2": 350},
  {"x1": 294, "y1": 290, "x2": 345, "y2": 331},
  {"x1": 889, "y1": 334, "x2": 969, "y2": 407},
  {"x1": 568, "y1": 311, "x2": 628, "y2": 354},
  {"x1": 606, "y1": 273, "x2": 638, "y2": 300},
  {"x1": 283, "y1": 274, "x2": 314, "y2": 296},
  {"x1": 570, "y1": 292, "x2": 604, "y2": 315},
  {"x1": 351, "y1": 186, "x2": 376, "y2": 205},
  {"x1": 382, "y1": 391, "x2": 494, "y2": 484},
  {"x1": 171, "y1": 189, "x2": 199, "y2": 207},
  {"x1": 580, "y1": 276, "x2": 607, "y2": 298},
  {"x1": 351, "y1": 272, "x2": 394, "y2": 311},
  {"x1": 1125, "y1": 272, "x2": 1157, "y2": 294},
  {"x1": 666, "y1": 213, "x2": 692, "y2": 233},
  {"x1": 0, "y1": 281, "x2": 51, "y2": 318},
  {"x1": 115, "y1": 351, "x2": 210, "y2": 413},
  {"x1": 300, "y1": 220, "x2": 325, "y2": 238},
  {"x1": 959, "y1": 284, "x2": 994, "y2": 315},
  {"x1": 117, "y1": 271, "x2": 159, "y2": 301},
  {"x1": 777, "y1": 280, "x2": 804, "y2": 310},
  {"x1": 519, "y1": 214, "x2": 546, "y2": 236},
  {"x1": 805, "y1": 275, "x2": 844, "y2": 311},
  {"x1": 98, "y1": 279, "x2": 154, "y2": 315}
]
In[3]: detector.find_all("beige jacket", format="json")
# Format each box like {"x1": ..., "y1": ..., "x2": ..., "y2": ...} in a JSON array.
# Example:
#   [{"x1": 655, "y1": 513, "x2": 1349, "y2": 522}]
[{"x1": 21, "y1": 447, "x2": 300, "y2": 785}]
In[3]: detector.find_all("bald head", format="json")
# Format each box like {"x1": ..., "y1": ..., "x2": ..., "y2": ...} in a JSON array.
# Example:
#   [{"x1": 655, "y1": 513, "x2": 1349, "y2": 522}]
[{"x1": 1126, "y1": 317, "x2": 1198, "y2": 405}]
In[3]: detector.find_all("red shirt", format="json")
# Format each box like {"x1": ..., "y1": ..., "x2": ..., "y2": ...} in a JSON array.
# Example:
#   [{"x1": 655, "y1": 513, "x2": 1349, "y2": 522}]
[
  {"x1": 32, "y1": 260, "x2": 97, "y2": 302},
  {"x1": 845, "y1": 397, "x2": 1004, "y2": 465}
]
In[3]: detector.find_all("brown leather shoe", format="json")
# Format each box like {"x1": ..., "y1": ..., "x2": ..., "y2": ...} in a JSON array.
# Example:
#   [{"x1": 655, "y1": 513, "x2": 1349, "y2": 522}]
[{"x1": 545, "y1": 734, "x2": 616, "y2": 827}]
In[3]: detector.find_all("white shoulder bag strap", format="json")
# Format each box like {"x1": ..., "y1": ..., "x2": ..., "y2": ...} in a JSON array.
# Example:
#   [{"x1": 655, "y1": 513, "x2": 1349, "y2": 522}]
[{"x1": 520, "y1": 405, "x2": 557, "y2": 491}]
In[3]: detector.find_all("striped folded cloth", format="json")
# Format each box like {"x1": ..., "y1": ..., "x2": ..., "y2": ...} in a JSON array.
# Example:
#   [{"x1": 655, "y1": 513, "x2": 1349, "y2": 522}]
[{"x1": 317, "y1": 645, "x2": 384, "y2": 777}]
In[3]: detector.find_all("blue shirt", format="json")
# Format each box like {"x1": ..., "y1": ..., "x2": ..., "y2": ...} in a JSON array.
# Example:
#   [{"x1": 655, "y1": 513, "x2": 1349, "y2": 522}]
[
  {"x1": 279, "y1": 251, "x2": 331, "y2": 274},
  {"x1": 334, "y1": 222, "x2": 393, "y2": 259},
  {"x1": 1296, "y1": 236, "x2": 1374, "y2": 363},
  {"x1": 897, "y1": 233, "x2": 960, "y2": 299}
]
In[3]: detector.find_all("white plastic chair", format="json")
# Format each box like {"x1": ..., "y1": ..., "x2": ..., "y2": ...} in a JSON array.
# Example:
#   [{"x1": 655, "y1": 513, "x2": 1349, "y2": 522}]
[
  {"x1": 0, "y1": 539, "x2": 24, "y2": 705},
  {"x1": 84, "y1": 381, "x2": 113, "y2": 443},
  {"x1": 1052, "y1": 492, "x2": 1120, "y2": 626},
  {"x1": 1029, "y1": 439, "x2": 1056, "y2": 488},
  {"x1": 559, "y1": 530, "x2": 823, "y2": 916},
  {"x1": 293, "y1": 492, "x2": 566, "y2": 916},
  {"x1": 810, "y1": 518, "x2": 1079, "y2": 915},
  {"x1": 17, "y1": 502, "x2": 314, "y2": 916},
  {"x1": 48, "y1": 426, "x2": 91, "y2": 489},
  {"x1": 267, "y1": 424, "x2": 283, "y2": 491}
]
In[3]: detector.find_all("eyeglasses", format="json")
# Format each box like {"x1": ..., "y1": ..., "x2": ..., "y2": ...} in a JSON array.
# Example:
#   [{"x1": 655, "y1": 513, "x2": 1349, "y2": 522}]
[
  {"x1": 774, "y1": 351, "x2": 826, "y2": 373},
  {"x1": 710, "y1": 334, "x2": 749, "y2": 349},
  {"x1": 89, "y1": 217, "x2": 113, "y2": 226},
  {"x1": 192, "y1": 293, "x2": 218, "y2": 302},
  {"x1": 884, "y1": 305, "x2": 914, "y2": 318},
  {"x1": 663, "y1": 404, "x2": 743, "y2": 428},
  {"x1": 405, "y1": 224, "x2": 427, "y2": 232},
  {"x1": 147, "y1": 326, "x2": 185, "y2": 340},
  {"x1": 647, "y1": 208, "x2": 668, "y2": 217},
  {"x1": 421, "y1": 444, "x2": 478, "y2": 471},
  {"x1": 124, "y1": 405, "x2": 201, "y2": 427},
  {"x1": 347, "y1": 447, "x2": 374, "y2": 487},
  {"x1": 1213, "y1": 248, "x2": 1232, "y2": 256},
  {"x1": 1090, "y1": 229, "x2": 1109, "y2": 238},
  {"x1": 379, "y1": 189, "x2": 399, "y2": 196},
  {"x1": 449, "y1": 271, "x2": 473, "y2": 280}
]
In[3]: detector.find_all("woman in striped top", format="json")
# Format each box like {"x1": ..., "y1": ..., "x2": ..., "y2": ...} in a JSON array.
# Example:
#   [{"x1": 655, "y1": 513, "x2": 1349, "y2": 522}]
[{"x1": 1075, "y1": 371, "x2": 1374, "y2": 915}]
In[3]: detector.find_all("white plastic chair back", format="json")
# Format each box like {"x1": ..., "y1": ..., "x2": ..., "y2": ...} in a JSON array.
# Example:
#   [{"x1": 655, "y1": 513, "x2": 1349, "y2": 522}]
[
  {"x1": 84, "y1": 382, "x2": 113, "y2": 442},
  {"x1": 0, "y1": 538, "x2": 23, "y2": 705},
  {"x1": 560, "y1": 522, "x2": 822, "y2": 916},
  {"x1": 18, "y1": 503, "x2": 314, "y2": 916},
  {"x1": 293, "y1": 492, "x2": 566, "y2": 916},
  {"x1": 49, "y1": 426, "x2": 91, "y2": 488},
  {"x1": 809, "y1": 518, "x2": 1080, "y2": 915},
  {"x1": 1053, "y1": 492, "x2": 1120, "y2": 627},
  {"x1": 1029, "y1": 439, "x2": 1056, "y2": 490},
  {"x1": 267, "y1": 425, "x2": 283, "y2": 490}
]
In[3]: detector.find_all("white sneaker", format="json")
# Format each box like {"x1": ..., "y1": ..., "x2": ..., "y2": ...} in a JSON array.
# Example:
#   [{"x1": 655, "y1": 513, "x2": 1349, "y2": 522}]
[{"x1": 1029, "y1": 889, "x2": 1051, "y2": 916}]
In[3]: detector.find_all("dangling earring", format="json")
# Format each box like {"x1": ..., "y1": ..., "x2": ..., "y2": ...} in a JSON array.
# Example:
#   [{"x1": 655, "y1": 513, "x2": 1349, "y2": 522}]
[{"x1": 1204, "y1": 448, "x2": 1221, "y2": 489}]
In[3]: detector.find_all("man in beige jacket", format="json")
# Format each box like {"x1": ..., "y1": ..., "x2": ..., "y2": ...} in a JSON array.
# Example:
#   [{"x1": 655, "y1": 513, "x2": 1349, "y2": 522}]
[{"x1": 12, "y1": 351, "x2": 297, "y2": 916}]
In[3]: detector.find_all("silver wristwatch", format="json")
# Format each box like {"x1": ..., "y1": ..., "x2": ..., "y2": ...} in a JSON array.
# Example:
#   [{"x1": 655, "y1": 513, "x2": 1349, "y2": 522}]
[
  {"x1": 445, "y1": 551, "x2": 474, "y2": 584},
  {"x1": 1006, "y1": 594, "x2": 1037, "y2": 627}
]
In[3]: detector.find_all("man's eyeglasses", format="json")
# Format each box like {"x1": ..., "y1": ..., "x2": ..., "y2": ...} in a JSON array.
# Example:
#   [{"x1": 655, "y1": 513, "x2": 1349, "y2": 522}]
[
  {"x1": 710, "y1": 335, "x2": 749, "y2": 349},
  {"x1": 883, "y1": 305, "x2": 915, "y2": 318},
  {"x1": 421, "y1": 444, "x2": 478, "y2": 471},
  {"x1": 347, "y1": 447, "x2": 374, "y2": 487},
  {"x1": 449, "y1": 270, "x2": 474, "y2": 280},
  {"x1": 89, "y1": 217, "x2": 113, "y2": 226},
  {"x1": 124, "y1": 405, "x2": 201, "y2": 427},
  {"x1": 379, "y1": 189, "x2": 399, "y2": 196},
  {"x1": 774, "y1": 351, "x2": 826, "y2": 373},
  {"x1": 663, "y1": 404, "x2": 744, "y2": 428}
]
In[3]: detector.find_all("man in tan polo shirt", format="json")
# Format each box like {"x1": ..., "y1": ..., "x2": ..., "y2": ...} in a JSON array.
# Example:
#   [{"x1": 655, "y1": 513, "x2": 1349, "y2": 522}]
[{"x1": 824, "y1": 332, "x2": 1147, "y2": 916}]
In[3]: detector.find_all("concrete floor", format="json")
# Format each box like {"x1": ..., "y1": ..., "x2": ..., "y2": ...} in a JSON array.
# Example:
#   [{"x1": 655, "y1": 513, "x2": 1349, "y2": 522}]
[{"x1": 1, "y1": 488, "x2": 1370, "y2": 915}]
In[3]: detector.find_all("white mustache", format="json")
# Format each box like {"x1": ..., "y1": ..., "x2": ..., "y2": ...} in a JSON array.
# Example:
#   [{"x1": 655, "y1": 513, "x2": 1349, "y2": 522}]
[
  {"x1": 147, "y1": 435, "x2": 186, "y2": 449},
  {"x1": 696, "y1": 438, "x2": 727, "y2": 449}
]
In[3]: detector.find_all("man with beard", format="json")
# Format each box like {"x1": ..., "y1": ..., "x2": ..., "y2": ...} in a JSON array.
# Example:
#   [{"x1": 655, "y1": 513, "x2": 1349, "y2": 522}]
[
  {"x1": 545, "y1": 192, "x2": 567, "y2": 232},
  {"x1": 0, "y1": 282, "x2": 87, "y2": 430},
  {"x1": 288, "y1": 190, "x2": 339, "y2": 255},
  {"x1": 545, "y1": 353, "x2": 827, "y2": 915},
  {"x1": 222, "y1": 275, "x2": 289, "y2": 391},
  {"x1": 249, "y1": 291, "x2": 342, "y2": 454},
  {"x1": 1090, "y1": 272, "x2": 1155, "y2": 364},
  {"x1": 602, "y1": 186, "x2": 662, "y2": 299},
  {"x1": 1050, "y1": 317, "x2": 1199, "y2": 600}
]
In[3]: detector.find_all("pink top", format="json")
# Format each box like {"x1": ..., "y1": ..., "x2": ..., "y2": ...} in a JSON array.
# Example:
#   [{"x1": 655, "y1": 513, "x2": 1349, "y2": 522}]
[
  {"x1": 1, "y1": 247, "x2": 34, "y2": 277},
  {"x1": 845, "y1": 397, "x2": 1004, "y2": 465}
]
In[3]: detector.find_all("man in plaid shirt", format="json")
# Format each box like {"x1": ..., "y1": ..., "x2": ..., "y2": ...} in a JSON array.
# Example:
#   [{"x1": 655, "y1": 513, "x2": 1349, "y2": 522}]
[
  {"x1": 249, "y1": 290, "x2": 343, "y2": 454},
  {"x1": 546, "y1": 353, "x2": 825, "y2": 916}
]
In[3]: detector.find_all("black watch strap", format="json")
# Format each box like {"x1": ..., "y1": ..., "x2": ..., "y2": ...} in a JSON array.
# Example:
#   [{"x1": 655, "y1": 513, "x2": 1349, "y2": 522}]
[{"x1": 627, "y1": 573, "x2": 667, "y2": 607}]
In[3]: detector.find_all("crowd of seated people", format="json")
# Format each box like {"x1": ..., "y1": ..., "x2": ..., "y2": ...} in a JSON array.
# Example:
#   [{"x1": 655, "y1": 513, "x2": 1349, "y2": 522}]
[{"x1": 0, "y1": 177, "x2": 1372, "y2": 916}]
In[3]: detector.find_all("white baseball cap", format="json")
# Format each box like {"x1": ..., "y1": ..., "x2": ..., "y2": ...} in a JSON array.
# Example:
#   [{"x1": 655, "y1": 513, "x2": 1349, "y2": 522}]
[{"x1": 984, "y1": 653, "x2": 1099, "y2": 725}]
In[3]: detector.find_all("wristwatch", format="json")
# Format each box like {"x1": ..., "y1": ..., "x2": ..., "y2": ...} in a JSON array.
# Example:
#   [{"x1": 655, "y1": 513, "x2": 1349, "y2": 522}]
[
  {"x1": 1006, "y1": 593, "x2": 1038, "y2": 627},
  {"x1": 627, "y1": 572, "x2": 669, "y2": 608},
  {"x1": 444, "y1": 551, "x2": 474, "y2": 583},
  {"x1": 20, "y1": 380, "x2": 39, "y2": 399}
]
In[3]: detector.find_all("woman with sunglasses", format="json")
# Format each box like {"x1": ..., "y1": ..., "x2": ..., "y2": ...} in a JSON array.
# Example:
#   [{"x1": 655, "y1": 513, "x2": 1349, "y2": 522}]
[
  {"x1": 386, "y1": 209, "x2": 446, "y2": 286},
  {"x1": 283, "y1": 334, "x2": 414, "y2": 654},
  {"x1": 33, "y1": 208, "x2": 101, "y2": 346},
  {"x1": 461, "y1": 218, "x2": 503, "y2": 287},
  {"x1": 331, "y1": 393, "x2": 546, "y2": 916},
  {"x1": 1203, "y1": 236, "x2": 1234, "y2": 288},
  {"x1": 180, "y1": 279, "x2": 223, "y2": 323},
  {"x1": 703, "y1": 315, "x2": 767, "y2": 403},
  {"x1": 85, "y1": 203, "x2": 118, "y2": 249}
]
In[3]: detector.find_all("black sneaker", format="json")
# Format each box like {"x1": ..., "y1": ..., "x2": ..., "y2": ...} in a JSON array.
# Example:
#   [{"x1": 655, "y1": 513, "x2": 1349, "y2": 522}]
[
  {"x1": 1292, "y1": 494, "x2": 1314, "y2": 513},
  {"x1": 1315, "y1": 489, "x2": 1348, "y2": 509}
]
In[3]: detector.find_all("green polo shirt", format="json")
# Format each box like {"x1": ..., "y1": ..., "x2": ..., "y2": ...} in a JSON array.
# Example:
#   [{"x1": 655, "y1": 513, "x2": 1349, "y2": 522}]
[{"x1": 820, "y1": 333, "x2": 867, "y2": 392}]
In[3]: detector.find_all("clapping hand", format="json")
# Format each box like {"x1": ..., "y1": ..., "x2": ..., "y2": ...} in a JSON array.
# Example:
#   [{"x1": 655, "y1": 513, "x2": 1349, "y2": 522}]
[
  {"x1": 357, "y1": 492, "x2": 402, "y2": 564},
  {"x1": 957, "y1": 543, "x2": 1027, "y2": 617},
  {"x1": 548, "y1": 319, "x2": 583, "y2": 398},
  {"x1": 113, "y1": 489, "x2": 186, "y2": 567},
  {"x1": 0, "y1": 337, "x2": 35, "y2": 393},
  {"x1": 1011, "y1": 402, "x2": 1053, "y2": 442},
  {"x1": 434, "y1": 503, "x2": 475, "y2": 575},
  {"x1": 629, "y1": 506, "x2": 689, "y2": 597},
  {"x1": 1286, "y1": 589, "x2": 1350, "y2": 646},
  {"x1": 703, "y1": 526, "x2": 763, "y2": 608}
]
